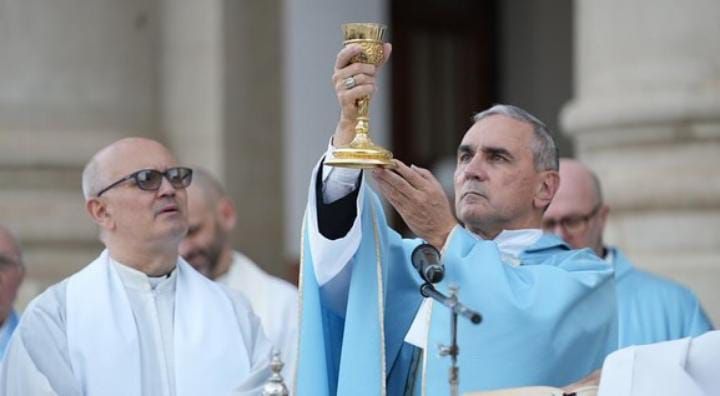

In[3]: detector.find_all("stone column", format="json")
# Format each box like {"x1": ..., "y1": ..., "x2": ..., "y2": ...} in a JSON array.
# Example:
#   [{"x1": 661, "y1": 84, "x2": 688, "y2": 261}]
[
  {"x1": 160, "y1": 0, "x2": 286, "y2": 278},
  {"x1": 0, "y1": 0, "x2": 161, "y2": 306},
  {"x1": 562, "y1": 0, "x2": 720, "y2": 323}
]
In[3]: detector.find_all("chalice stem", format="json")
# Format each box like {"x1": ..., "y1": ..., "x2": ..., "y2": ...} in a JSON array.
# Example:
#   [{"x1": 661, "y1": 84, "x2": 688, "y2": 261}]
[{"x1": 354, "y1": 96, "x2": 370, "y2": 136}]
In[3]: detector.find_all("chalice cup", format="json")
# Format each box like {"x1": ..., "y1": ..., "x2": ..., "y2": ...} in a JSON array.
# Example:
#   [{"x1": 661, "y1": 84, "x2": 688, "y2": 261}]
[{"x1": 325, "y1": 23, "x2": 394, "y2": 168}]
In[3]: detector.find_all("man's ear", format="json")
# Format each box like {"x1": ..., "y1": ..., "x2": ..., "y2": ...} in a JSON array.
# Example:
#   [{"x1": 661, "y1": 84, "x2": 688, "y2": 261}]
[
  {"x1": 535, "y1": 170, "x2": 560, "y2": 209},
  {"x1": 216, "y1": 196, "x2": 237, "y2": 233},
  {"x1": 86, "y1": 198, "x2": 114, "y2": 231},
  {"x1": 597, "y1": 204, "x2": 610, "y2": 230}
]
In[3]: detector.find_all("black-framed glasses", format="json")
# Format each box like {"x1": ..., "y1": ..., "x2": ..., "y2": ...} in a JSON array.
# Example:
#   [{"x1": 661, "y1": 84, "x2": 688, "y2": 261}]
[
  {"x1": 542, "y1": 203, "x2": 602, "y2": 235},
  {"x1": 96, "y1": 167, "x2": 193, "y2": 197}
]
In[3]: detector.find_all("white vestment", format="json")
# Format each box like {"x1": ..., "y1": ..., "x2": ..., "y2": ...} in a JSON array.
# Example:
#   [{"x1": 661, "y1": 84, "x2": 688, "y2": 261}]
[
  {"x1": 0, "y1": 250, "x2": 272, "y2": 396},
  {"x1": 598, "y1": 330, "x2": 720, "y2": 395},
  {"x1": 216, "y1": 251, "x2": 298, "y2": 386}
]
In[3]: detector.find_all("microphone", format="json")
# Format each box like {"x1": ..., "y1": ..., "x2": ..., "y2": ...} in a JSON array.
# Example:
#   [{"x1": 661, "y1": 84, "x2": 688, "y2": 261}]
[{"x1": 411, "y1": 243, "x2": 444, "y2": 284}]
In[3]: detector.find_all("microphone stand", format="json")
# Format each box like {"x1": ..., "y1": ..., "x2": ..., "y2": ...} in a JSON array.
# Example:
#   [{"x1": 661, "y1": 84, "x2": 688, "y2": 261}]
[{"x1": 420, "y1": 283, "x2": 482, "y2": 396}]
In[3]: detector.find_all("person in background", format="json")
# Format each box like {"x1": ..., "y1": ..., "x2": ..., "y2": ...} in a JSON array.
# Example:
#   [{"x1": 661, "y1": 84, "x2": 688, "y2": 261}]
[
  {"x1": 544, "y1": 158, "x2": 712, "y2": 347},
  {"x1": 180, "y1": 168, "x2": 298, "y2": 384}
]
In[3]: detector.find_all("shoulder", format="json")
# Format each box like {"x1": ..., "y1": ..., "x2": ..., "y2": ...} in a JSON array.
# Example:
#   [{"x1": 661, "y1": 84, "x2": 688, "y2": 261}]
[
  {"x1": 263, "y1": 275, "x2": 298, "y2": 300},
  {"x1": 524, "y1": 234, "x2": 608, "y2": 272},
  {"x1": 623, "y1": 267, "x2": 699, "y2": 302},
  {"x1": 16, "y1": 279, "x2": 70, "y2": 339},
  {"x1": 231, "y1": 252, "x2": 298, "y2": 297},
  {"x1": 612, "y1": 249, "x2": 699, "y2": 301}
]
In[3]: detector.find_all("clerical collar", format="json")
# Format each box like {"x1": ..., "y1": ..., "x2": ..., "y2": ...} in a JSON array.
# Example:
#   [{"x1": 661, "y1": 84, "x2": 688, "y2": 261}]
[
  {"x1": 604, "y1": 247, "x2": 614, "y2": 264},
  {"x1": 110, "y1": 257, "x2": 177, "y2": 292},
  {"x1": 469, "y1": 229, "x2": 543, "y2": 266}
]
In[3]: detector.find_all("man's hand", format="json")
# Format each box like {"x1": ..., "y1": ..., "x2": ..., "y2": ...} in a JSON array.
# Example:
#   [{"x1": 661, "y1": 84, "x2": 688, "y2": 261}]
[
  {"x1": 372, "y1": 160, "x2": 457, "y2": 250},
  {"x1": 331, "y1": 43, "x2": 392, "y2": 146}
]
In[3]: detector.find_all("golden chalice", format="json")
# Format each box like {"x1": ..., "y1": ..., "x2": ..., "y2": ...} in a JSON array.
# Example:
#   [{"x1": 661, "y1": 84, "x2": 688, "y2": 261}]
[{"x1": 325, "y1": 23, "x2": 394, "y2": 169}]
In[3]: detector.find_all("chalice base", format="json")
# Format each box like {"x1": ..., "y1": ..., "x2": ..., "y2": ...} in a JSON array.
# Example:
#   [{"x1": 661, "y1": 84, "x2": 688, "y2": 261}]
[{"x1": 325, "y1": 144, "x2": 394, "y2": 169}]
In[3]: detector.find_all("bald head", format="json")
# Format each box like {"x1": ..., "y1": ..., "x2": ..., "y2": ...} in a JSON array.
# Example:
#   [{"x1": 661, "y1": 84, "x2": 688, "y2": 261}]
[
  {"x1": 82, "y1": 137, "x2": 176, "y2": 199},
  {"x1": 188, "y1": 168, "x2": 227, "y2": 209},
  {"x1": 544, "y1": 158, "x2": 609, "y2": 257},
  {"x1": 557, "y1": 159, "x2": 603, "y2": 206}
]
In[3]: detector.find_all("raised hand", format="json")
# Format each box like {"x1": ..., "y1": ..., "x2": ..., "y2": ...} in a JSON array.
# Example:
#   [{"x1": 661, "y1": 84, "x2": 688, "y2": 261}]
[
  {"x1": 372, "y1": 160, "x2": 457, "y2": 250},
  {"x1": 331, "y1": 43, "x2": 392, "y2": 146}
]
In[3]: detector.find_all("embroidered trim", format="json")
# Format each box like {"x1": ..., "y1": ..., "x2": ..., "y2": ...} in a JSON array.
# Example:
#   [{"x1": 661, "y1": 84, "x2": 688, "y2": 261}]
[
  {"x1": 292, "y1": 211, "x2": 307, "y2": 395},
  {"x1": 420, "y1": 225, "x2": 456, "y2": 395},
  {"x1": 421, "y1": 301, "x2": 433, "y2": 396},
  {"x1": 370, "y1": 203, "x2": 388, "y2": 396}
]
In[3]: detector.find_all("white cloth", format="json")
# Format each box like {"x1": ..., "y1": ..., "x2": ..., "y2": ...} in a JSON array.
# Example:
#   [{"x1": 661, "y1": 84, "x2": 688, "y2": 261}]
[
  {"x1": 310, "y1": 155, "x2": 365, "y2": 287},
  {"x1": 0, "y1": 250, "x2": 272, "y2": 396},
  {"x1": 598, "y1": 330, "x2": 720, "y2": 396},
  {"x1": 313, "y1": 153, "x2": 545, "y2": 349},
  {"x1": 216, "y1": 252, "x2": 298, "y2": 387}
]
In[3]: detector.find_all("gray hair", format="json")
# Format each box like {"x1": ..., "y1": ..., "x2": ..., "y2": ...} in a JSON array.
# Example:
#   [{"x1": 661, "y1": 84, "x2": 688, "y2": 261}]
[
  {"x1": 473, "y1": 104, "x2": 559, "y2": 171},
  {"x1": 81, "y1": 156, "x2": 105, "y2": 200}
]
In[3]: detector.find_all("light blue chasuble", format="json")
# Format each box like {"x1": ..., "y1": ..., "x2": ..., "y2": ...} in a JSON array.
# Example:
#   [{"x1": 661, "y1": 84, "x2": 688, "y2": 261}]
[
  {"x1": 296, "y1": 175, "x2": 618, "y2": 395},
  {"x1": 611, "y1": 247, "x2": 713, "y2": 348},
  {"x1": 0, "y1": 310, "x2": 19, "y2": 360}
]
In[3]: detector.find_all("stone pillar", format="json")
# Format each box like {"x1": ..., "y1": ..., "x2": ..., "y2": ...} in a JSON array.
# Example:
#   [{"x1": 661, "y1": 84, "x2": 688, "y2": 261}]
[
  {"x1": 562, "y1": 0, "x2": 720, "y2": 323},
  {"x1": 159, "y1": 0, "x2": 224, "y2": 178},
  {"x1": 160, "y1": 0, "x2": 286, "y2": 278},
  {"x1": 0, "y1": 0, "x2": 161, "y2": 306}
]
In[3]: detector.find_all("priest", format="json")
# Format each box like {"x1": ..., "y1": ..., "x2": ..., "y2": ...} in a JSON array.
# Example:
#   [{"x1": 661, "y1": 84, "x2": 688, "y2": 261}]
[
  {"x1": 544, "y1": 158, "x2": 712, "y2": 347},
  {"x1": 0, "y1": 138, "x2": 272, "y2": 395},
  {"x1": 295, "y1": 44, "x2": 618, "y2": 395}
]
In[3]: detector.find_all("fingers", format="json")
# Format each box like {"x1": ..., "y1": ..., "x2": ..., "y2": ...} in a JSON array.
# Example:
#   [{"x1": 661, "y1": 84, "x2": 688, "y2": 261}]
[
  {"x1": 332, "y1": 64, "x2": 378, "y2": 110},
  {"x1": 391, "y1": 161, "x2": 428, "y2": 190},
  {"x1": 335, "y1": 43, "x2": 390, "y2": 73},
  {"x1": 373, "y1": 167, "x2": 415, "y2": 202},
  {"x1": 333, "y1": 73, "x2": 374, "y2": 92},
  {"x1": 333, "y1": 63, "x2": 377, "y2": 82},
  {"x1": 336, "y1": 84, "x2": 375, "y2": 115},
  {"x1": 335, "y1": 44, "x2": 362, "y2": 70},
  {"x1": 380, "y1": 43, "x2": 392, "y2": 67},
  {"x1": 412, "y1": 164, "x2": 435, "y2": 180}
]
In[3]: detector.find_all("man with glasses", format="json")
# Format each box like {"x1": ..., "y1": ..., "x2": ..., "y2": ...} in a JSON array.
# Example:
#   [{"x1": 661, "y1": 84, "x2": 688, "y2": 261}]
[
  {"x1": 0, "y1": 225, "x2": 25, "y2": 361},
  {"x1": 0, "y1": 137, "x2": 272, "y2": 395},
  {"x1": 544, "y1": 158, "x2": 712, "y2": 347}
]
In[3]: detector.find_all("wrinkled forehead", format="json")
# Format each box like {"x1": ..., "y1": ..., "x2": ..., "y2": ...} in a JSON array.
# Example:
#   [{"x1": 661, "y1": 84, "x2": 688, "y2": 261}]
[
  {"x1": 99, "y1": 140, "x2": 178, "y2": 180},
  {"x1": 459, "y1": 115, "x2": 534, "y2": 155}
]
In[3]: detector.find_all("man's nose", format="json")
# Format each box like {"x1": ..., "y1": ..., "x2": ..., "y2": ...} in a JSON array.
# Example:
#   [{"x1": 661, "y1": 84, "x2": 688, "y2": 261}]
[
  {"x1": 462, "y1": 156, "x2": 488, "y2": 181},
  {"x1": 157, "y1": 176, "x2": 177, "y2": 197}
]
